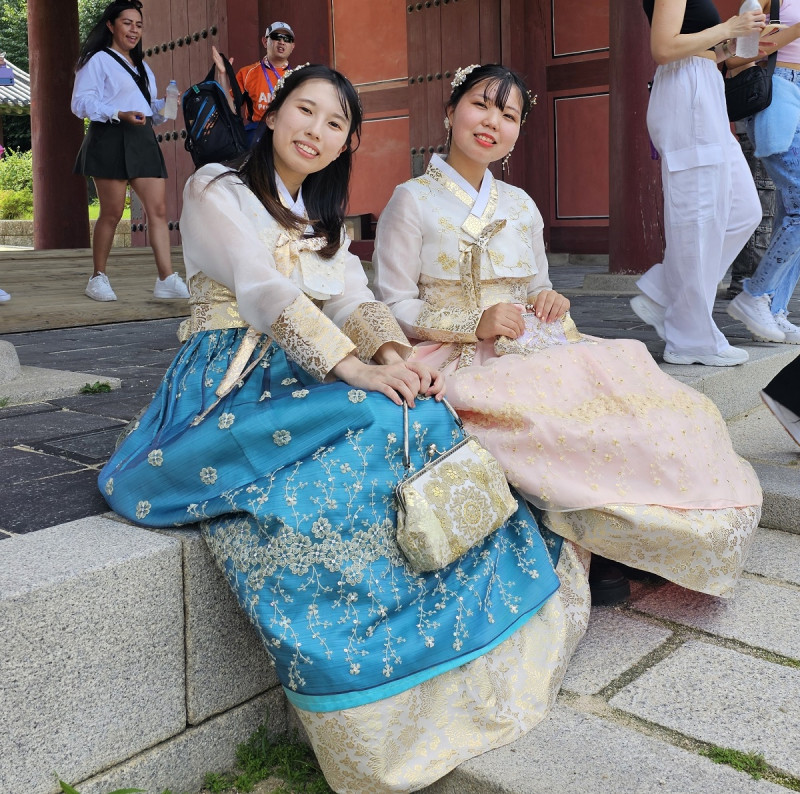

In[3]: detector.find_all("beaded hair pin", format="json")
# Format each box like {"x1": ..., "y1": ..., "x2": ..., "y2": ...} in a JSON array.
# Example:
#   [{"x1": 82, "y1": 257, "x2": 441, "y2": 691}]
[
  {"x1": 450, "y1": 63, "x2": 537, "y2": 123},
  {"x1": 270, "y1": 62, "x2": 310, "y2": 100}
]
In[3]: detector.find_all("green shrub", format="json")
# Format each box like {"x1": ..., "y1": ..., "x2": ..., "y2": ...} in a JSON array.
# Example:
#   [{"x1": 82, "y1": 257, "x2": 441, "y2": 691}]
[
  {"x1": 0, "y1": 147, "x2": 33, "y2": 192},
  {"x1": 0, "y1": 189, "x2": 33, "y2": 219}
]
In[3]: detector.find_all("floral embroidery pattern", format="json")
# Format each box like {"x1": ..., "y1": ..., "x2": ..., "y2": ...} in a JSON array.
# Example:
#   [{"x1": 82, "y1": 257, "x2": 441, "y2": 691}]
[
  {"x1": 292, "y1": 389, "x2": 309, "y2": 399},
  {"x1": 200, "y1": 467, "x2": 218, "y2": 485},
  {"x1": 348, "y1": 389, "x2": 367, "y2": 404},
  {"x1": 273, "y1": 429, "x2": 292, "y2": 446},
  {"x1": 105, "y1": 478, "x2": 114, "y2": 496},
  {"x1": 147, "y1": 449, "x2": 164, "y2": 467},
  {"x1": 136, "y1": 500, "x2": 151, "y2": 519},
  {"x1": 218, "y1": 413, "x2": 235, "y2": 429}
]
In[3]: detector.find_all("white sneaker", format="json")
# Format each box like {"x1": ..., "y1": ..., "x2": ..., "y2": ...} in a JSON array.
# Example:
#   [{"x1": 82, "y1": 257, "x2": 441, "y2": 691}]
[
  {"x1": 727, "y1": 291, "x2": 785, "y2": 342},
  {"x1": 630, "y1": 294, "x2": 666, "y2": 340},
  {"x1": 153, "y1": 273, "x2": 190, "y2": 299},
  {"x1": 663, "y1": 346, "x2": 749, "y2": 366},
  {"x1": 85, "y1": 273, "x2": 117, "y2": 301},
  {"x1": 761, "y1": 391, "x2": 800, "y2": 447},
  {"x1": 774, "y1": 312, "x2": 800, "y2": 344},
  {"x1": 0, "y1": 288, "x2": 10, "y2": 303}
]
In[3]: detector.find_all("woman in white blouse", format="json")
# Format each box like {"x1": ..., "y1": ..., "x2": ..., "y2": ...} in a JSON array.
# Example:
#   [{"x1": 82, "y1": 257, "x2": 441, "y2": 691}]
[
  {"x1": 71, "y1": 0, "x2": 188, "y2": 302},
  {"x1": 373, "y1": 63, "x2": 762, "y2": 605}
]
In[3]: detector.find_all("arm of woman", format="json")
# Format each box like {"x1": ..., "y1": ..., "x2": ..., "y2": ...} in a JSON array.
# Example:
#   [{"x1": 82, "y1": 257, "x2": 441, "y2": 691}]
[
  {"x1": 524, "y1": 199, "x2": 570, "y2": 323},
  {"x1": 650, "y1": 0, "x2": 765, "y2": 64},
  {"x1": 372, "y1": 186, "x2": 483, "y2": 343},
  {"x1": 71, "y1": 57, "x2": 117, "y2": 122},
  {"x1": 726, "y1": 1, "x2": 800, "y2": 68},
  {"x1": 180, "y1": 169, "x2": 356, "y2": 381}
]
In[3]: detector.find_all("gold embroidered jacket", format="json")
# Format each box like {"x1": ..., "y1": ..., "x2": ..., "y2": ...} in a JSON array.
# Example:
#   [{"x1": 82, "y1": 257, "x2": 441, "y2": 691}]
[{"x1": 179, "y1": 163, "x2": 409, "y2": 382}]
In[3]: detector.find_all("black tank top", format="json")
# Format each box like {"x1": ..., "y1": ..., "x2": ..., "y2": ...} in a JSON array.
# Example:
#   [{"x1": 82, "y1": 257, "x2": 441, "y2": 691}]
[{"x1": 643, "y1": 0, "x2": 722, "y2": 33}]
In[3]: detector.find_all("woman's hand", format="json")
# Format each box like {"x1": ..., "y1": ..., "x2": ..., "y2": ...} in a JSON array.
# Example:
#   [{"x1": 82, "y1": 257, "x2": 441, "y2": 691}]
[
  {"x1": 331, "y1": 354, "x2": 427, "y2": 406},
  {"x1": 529, "y1": 290, "x2": 570, "y2": 323},
  {"x1": 118, "y1": 110, "x2": 146, "y2": 125},
  {"x1": 211, "y1": 45, "x2": 236, "y2": 112},
  {"x1": 476, "y1": 303, "x2": 525, "y2": 340},
  {"x1": 404, "y1": 359, "x2": 446, "y2": 399},
  {"x1": 725, "y1": 9, "x2": 766, "y2": 42}
]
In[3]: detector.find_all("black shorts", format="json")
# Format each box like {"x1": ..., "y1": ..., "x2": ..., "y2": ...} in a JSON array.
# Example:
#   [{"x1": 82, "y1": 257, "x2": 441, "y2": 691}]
[{"x1": 73, "y1": 118, "x2": 168, "y2": 180}]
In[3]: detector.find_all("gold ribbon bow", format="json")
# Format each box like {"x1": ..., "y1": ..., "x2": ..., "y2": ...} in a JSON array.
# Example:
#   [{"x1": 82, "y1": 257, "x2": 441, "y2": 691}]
[
  {"x1": 274, "y1": 231, "x2": 328, "y2": 278},
  {"x1": 455, "y1": 218, "x2": 507, "y2": 368}
]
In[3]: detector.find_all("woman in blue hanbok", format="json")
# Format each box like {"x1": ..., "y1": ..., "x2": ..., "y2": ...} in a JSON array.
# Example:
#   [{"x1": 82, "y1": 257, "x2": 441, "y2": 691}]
[{"x1": 98, "y1": 59, "x2": 590, "y2": 794}]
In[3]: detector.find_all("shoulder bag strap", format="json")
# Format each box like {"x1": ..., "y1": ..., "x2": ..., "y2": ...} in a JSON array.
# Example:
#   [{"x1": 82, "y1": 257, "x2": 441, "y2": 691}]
[
  {"x1": 766, "y1": 0, "x2": 780, "y2": 77},
  {"x1": 103, "y1": 48, "x2": 151, "y2": 105}
]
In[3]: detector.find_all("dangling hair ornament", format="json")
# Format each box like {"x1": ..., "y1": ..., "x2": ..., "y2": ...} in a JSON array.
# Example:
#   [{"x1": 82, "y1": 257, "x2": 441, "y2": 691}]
[
  {"x1": 450, "y1": 64, "x2": 480, "y2": 90},
  {"x1": 270, "y1": 62, "x2": 310, "y2": 100},
  {"x1": 521, "y1": 91, "x2": 537, "y2": 125},
  {"x1": 502, "y1": 145, "x2": 514, "y2": 175}
]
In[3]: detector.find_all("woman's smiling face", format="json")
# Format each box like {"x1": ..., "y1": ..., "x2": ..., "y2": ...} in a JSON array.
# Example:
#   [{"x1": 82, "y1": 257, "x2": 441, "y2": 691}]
[
  {"x1": 107, "y1": 8, "x2": 143, "y2": 53},
  {"x1": 265, "y1": 78, "x2": 351, "y2": 195},
  {"x1": 447, "y1": 79, "x2": 523, "y2": 168}
]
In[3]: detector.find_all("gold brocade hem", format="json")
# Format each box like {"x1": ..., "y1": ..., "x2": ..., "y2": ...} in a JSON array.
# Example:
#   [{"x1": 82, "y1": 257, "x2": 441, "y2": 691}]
[
  {"x1": 342, "y1": 301, "x2": 411, "y2": 362},
  {"x1": 293, "y1": 540, "x2": 590, "y2": 794},
  {"x1": 544, "y1": 503, "x2": 761, "y2": 598},
  {"x1": 272, "y1": 294, "x2": 355, "y2": 381}
]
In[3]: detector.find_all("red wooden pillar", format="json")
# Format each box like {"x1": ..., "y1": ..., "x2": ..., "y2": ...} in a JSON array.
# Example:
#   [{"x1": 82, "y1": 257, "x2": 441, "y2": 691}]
[
  {"x1": 608, "y1": 2, "x2": 663, "y2": 273},
  {"x1": 28, "y1": 0, "x2": 90, "y2": 249}
]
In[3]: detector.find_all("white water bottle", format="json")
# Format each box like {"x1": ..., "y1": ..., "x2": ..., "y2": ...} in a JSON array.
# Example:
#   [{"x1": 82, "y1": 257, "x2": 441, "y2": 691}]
[
  {"x1": 735, "y1": 0, "x2": 762, "y2": 58},
  {"x1": 164, "y1": 79, "x2": 179, "y2": 120}
]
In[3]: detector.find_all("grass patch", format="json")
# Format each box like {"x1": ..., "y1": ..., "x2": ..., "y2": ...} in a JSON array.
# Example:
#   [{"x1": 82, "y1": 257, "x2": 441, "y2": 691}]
[
  {"x1": 203, "y1": 722, "x2": 333, "y2": 794},
  {"x1": 80, "y1": 381, "x2": 112, "y2": 394},
  {"x1": 0, "y1": 397, "x2": 9, "y2": 408},
  {"x1": 88, "y1": 199, "x2": 131, "y2": 221},
  {"x1": 702, "y1": 746, "x2": 768, "y2": 779}
]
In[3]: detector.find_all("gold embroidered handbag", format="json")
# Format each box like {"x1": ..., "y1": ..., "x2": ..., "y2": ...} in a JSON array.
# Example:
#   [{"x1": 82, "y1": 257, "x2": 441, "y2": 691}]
[{"x1": 395, "y1": 399, "x2": 517, "y2": 573}]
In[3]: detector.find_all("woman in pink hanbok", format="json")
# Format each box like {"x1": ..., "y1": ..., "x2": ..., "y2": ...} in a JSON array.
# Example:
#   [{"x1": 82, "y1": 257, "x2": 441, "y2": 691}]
[{"x1": 373, "y1": 63, "x2": 762, "y2": 602}]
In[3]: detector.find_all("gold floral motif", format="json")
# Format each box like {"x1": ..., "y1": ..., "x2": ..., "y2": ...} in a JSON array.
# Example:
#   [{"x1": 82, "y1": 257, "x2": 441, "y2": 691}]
[
  {"x1": 412, "y1": 304, "x2": 483, "y2": 343},
  {"x1": 271, "y1": 295, "x2": 355, "y2": 381},
  {"x1": 545, "y1": 503, "x2": 761, "y2": 597},
  {"x1": 341, "y1": 302, "x2": 410, "y2": 363},
  {"x1": 178, "y1": 273, "x2": 247, "y2": 341}
]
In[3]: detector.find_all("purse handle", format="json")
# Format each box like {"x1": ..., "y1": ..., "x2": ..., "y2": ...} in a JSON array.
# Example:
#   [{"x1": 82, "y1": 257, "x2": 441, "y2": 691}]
[{"x1": 402, "y1": 398, "x2": 465, "y2": 471}]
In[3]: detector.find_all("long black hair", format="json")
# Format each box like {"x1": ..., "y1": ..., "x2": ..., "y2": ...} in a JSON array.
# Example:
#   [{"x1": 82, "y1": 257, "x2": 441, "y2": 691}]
[
  {"x1": 237, "y1": 64, "x2": 363, "y2": 260},
  {"x1": 445, "y1": 64, "x2": 533, "y2": 140},
  {"x1": 76, "y1": 0, "x2": 145, "y2": 71}
]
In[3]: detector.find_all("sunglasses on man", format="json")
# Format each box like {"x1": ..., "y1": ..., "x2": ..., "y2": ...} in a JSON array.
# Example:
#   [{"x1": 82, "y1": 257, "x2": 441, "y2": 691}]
[{"x1": 269, "y1": 32, "x2": 294, "y2": 43}]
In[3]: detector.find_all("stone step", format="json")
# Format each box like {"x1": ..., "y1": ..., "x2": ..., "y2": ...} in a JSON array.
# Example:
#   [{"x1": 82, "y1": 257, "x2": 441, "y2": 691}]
[
  {"x1": 728, "y1": 403, "x2": 800, "y2": 534},
  {"x1": 660, "y1": 343, "x2": 798, "y2": 421}
]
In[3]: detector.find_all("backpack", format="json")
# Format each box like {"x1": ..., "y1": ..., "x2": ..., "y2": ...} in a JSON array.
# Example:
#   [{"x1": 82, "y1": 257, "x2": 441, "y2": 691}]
[{"x1": 182, "y1": 54, "x2": 253, "y2": 168}]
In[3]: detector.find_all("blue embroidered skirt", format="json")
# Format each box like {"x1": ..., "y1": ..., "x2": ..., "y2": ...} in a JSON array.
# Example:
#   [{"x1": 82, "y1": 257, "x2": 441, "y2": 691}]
[{"x1": 100, "y1": 327, "x2": 563, "y2": 711}]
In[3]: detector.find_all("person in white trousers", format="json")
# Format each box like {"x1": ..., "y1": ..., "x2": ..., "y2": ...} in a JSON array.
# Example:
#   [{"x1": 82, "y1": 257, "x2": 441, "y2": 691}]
[{"x1": 633, "y1": 0, "x2": 766, "y2": 366}]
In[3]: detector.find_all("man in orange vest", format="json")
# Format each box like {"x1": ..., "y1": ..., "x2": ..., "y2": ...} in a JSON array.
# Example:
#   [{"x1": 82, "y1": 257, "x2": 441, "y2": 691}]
[{"x1": 236, "y1": 21, "x2": 295, "y2": 145}]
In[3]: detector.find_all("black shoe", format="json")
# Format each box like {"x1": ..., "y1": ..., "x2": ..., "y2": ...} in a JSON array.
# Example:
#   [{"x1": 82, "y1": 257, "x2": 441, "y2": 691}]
[
  {"x1": 589, "y1": 555, "x2": 631, "y2": 606},
  {"x1": 617, "y1": 563, "x2": 665, "y2": 584}
]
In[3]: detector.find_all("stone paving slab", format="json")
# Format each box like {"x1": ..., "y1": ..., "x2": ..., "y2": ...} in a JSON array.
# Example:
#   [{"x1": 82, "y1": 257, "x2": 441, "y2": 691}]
[
  {"x1": 0, "y1": 518, "x2": 186, "y2": 794},
  {"x1": 424, "y1": 703, "x2": 787, "y2": 794},
  {"x1": 631, "y1": 576, "x2": 800, "y2": 660},
  {"x1": 158, "y1": 528, "x2": 280, "y2": 725},
  {"x1": 561, "y1": 608, "x2": 673, "y2": 696},
  {"x1": 0, "y1": 407, "x2": 125, "y2": 446},
  {"x1": 76, "y1": 690, "x2": 289, "y2": 794},
  {"x1": 0, "y1": 445, "x2": 87, "y2": 483},
  {"x1": 0, "y1": 468, "x2": 111, "y2": 534},
  {"x1": 750, "y1": 461, "x2": 800, "y2": 534},
  {"x1": 609, "y1": 640, "x2": 800, "y2": 778},
  {"x1": 745, "y1": 527, "x2": 800, "y2": 586},
  {"x1": 0, "y1": 364, "x2": 122, "y2": 406},
  {"x1": 727, "y1": 404, "x2": 800, "y2": 467}
]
